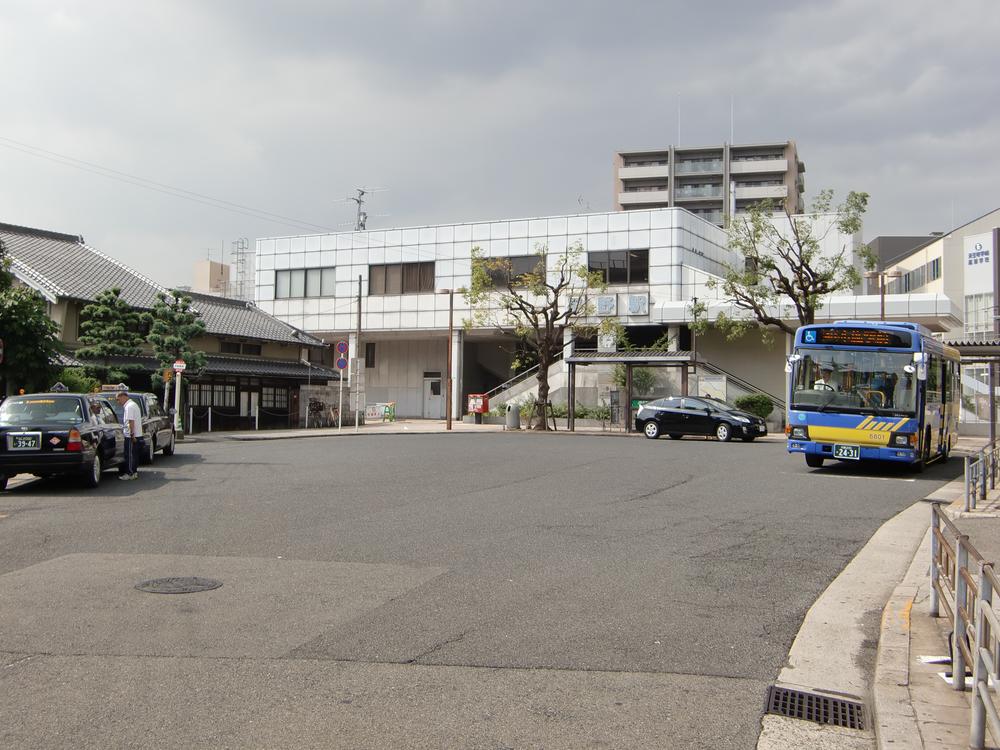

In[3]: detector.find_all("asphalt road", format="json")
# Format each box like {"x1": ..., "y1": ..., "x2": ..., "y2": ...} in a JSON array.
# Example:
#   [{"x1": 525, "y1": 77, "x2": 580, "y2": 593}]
[{"x1": 0, "y1": 433, "x2": 959, "y2": 749}]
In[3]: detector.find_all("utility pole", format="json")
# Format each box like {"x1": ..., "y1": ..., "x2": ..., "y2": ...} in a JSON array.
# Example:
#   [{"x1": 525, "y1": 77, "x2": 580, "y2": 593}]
[
  {"x1": 355, "y1": 274, "x2": 362, "y2": 432},
  {"x1": 350, "y1": 189, "x2": 368, "y2": 231}
]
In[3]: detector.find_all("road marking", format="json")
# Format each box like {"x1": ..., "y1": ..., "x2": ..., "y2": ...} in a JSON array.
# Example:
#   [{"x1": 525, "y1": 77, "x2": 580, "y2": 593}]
[{"x1": 781, "y1": 472, "x2": 916, "y2": 483}]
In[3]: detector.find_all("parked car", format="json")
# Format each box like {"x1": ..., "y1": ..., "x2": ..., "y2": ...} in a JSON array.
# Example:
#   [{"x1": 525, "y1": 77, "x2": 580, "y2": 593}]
[
  {"x1": 0, "y1": 391, "x2": 125, "y2": 489},
  {"x1": 636, "y1": 396, "x2": 768, "y2": 442},
  {"x1": 108, "y1": 391, "x2": 175, "y2": 464}
]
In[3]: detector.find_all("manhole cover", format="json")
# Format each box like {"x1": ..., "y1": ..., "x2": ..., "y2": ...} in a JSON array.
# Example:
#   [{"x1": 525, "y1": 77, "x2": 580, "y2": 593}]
[
  {"x1": 135, "y1": 577, "x2": 223, "y2": 594},
  {"x1": 765, "y1": 685, "x2": 866, "y2": 730}
]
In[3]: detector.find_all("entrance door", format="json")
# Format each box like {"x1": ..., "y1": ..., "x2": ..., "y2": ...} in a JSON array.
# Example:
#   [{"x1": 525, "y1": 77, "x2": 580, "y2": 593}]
[{"x1": 423, "y1": 378, "x2": 444, "y2": 419}]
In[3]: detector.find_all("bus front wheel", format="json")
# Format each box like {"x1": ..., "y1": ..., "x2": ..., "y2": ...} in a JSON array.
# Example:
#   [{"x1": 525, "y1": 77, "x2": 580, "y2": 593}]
[{"x1": 805, "y1": 454, "x2": 824, "y2": 468}]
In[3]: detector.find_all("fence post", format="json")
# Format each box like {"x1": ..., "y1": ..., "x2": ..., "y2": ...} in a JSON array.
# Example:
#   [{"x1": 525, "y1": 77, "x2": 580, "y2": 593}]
[
  {"x1": 208, "y1": 407, "x2": 213, "y2": 433},
  {"x1": 980, "y1": 451, "x2": 988, "y2": 505},
  {"x1": 188, "y1": 407, "x2": 193, "y2": 435},
  {"x1": 930, "y1": 503, "x2": 941, "y2": 617},
  {"x1": 255, "y1": 407, "x2": 260, "y2": 431},
  {"x1": 953, "y1": 538, "x2": 969, "y2": 690},
  {"x1": 969, "y1": 563, "x2": 993, "y2": 750},
  {"x1": 966, "y1": 456, "x2": 973, "y2": 512}
]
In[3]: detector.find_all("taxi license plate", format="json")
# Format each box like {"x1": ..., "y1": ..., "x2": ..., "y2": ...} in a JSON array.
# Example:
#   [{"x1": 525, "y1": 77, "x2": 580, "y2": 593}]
[
  {"x1": 834, "y1": 444, "x2": 860, "y2": 460},
  {"x1": 7, "y1": 432, "x2": 41, "y2": 451},
  {"x1": 758, "y1": 425, "x2": 766, "y2": 433}
]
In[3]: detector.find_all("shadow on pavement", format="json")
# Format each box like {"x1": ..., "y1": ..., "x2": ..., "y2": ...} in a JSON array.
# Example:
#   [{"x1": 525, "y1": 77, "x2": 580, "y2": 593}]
[{"x1": 1, "y1": 451, "x2": 204, "y2": 496}]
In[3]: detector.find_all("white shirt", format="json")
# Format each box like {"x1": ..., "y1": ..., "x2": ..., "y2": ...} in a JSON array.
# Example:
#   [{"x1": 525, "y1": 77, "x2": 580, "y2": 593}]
[{"x1": 122, "y1": 399, "x2": 141, "y2": 438}]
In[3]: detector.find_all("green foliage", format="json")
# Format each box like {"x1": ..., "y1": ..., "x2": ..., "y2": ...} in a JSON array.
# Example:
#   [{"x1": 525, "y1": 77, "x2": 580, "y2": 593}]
[
  {"x1": 55, "y1": 367, "x2": 100, "y2": 394},
  {"x1": 76, "y1": 287, "x2": 151, "y2": 383},
  {"x1": 711, "y1": 190, "x2": 869, "y2": 340},
  {"x1": 733, "y1": 394, "x2": 774, "y2": 419},
  {"x1": 462, "y1": 242, "x2": 610, "y2": 429},
  {"x1": 148, "y1": 290, "x2": 207, "y2": 388}
]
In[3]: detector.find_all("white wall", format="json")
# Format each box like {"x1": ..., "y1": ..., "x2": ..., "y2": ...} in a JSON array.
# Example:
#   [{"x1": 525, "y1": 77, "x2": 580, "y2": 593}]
[{"x1": 363, "y1": 337, "x2": 447, "y2": 417}]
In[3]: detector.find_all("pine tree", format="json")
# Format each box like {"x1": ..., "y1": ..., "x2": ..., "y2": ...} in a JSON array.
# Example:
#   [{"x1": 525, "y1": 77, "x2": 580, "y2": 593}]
[
  {"x1": 75, "y1": 287, "x2": 150, "y2": 384},
  {"x1": 148, "y1": 290, "x2": 207, "y2": 386}
]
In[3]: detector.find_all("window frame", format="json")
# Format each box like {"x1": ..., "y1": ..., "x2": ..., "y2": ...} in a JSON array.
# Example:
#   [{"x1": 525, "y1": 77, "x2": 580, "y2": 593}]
[
  {"x1": 368, "y1": 262, "x2": 435, "y2": 295},
  {"x1": 274, "y1": 266, "x2": 336, "y2": 299}
]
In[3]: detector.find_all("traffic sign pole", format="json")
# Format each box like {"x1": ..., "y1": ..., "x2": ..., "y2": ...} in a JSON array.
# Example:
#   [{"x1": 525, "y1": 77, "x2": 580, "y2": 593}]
[
  {"x1": 336, "y1": 342, "x2": 348, "y2": 432},
  {"x1": 172, "y1": 360, "x2": 186, "y2": 438}
]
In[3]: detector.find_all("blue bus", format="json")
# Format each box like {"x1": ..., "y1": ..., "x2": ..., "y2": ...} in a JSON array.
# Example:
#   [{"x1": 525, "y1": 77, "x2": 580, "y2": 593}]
[{"x1": 786, "y1": 320, "x2": 960, "y2": 470}]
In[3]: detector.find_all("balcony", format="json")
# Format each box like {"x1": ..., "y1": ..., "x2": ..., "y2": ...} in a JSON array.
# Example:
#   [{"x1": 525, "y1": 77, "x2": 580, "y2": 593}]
[
  {"x1": 618, "y1": 190, "x2": 671, "y2": 206},
  {"x1": 734, "y1": 184, "x2": 788, "y2": 200},
  {"x1": 674, "y1": 186, "x2": 723, "y2": 200},
  {"x1": 618, "y1": 165, "x2": 670, "y2": 180},
  {"x1": 674, "y1": 160, "x2": 723, "y2": 175},
  {"x1": 729, "y1": 158, "x2": 788, "y2": 175}
]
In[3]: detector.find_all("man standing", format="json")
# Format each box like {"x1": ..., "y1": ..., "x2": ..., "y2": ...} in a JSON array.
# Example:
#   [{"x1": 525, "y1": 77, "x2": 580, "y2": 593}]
[{"x1": 116, "y1": 390, "x2": 141, "y2": 480}]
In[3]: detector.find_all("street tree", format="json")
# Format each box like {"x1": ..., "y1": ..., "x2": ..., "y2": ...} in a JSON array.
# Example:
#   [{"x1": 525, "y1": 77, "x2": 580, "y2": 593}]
[
  {"x1": 76, "y1": 287, "x2": 150, "y2": 384},
  {"x1": 147, "y1": 290, "x2": 207, "y2": 406},
  {"x1": 463, "y1": 242, "x2": 609, "y2": 429},
  {"x1": 0, "y1": 238, "x2": 63, "y2": 394},
  {"x1": 706, "y1": 190, "x2": 873, "y2": 341}
]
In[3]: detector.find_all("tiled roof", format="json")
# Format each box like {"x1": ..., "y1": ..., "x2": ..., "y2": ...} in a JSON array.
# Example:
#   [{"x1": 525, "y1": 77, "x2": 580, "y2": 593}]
[
  {"x1": 1, "y1": 221, "x2": 324, "y2": 347},
  {"x1": 71, "y1": 354, "x2": 341, "y2": 381},
  {"x1": 0, "y1": 222, "x2": 164, "y2": 308},
  {"x1": 183, "y1": 291, "x2": 325, "y2": 346}
]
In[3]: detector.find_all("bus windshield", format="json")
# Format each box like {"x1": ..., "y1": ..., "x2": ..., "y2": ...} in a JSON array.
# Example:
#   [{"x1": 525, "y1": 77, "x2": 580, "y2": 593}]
[{"x1": 791, "y1": 348, "x2": 917, "y2": 416}]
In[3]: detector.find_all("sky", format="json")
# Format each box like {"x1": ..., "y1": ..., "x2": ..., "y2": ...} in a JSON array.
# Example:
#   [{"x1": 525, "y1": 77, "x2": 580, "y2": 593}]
[{"x1": 1, "y1": 0, "x2": 998, "y2": 289}]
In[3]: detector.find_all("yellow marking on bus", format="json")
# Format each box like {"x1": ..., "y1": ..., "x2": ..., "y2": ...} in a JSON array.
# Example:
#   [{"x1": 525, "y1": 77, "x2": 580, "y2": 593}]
[
  {"x1": 809, "y1": 426, "x2": 892, "y2": 446},
  {"x1": 857, "y1": 416, "x2": 875, "y2": 430}
]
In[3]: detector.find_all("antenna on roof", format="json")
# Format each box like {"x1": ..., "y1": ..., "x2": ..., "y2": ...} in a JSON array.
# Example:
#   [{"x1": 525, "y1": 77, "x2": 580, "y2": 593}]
[{"x1": 339, "y1": 187, "x2": 387, "y2": 231}]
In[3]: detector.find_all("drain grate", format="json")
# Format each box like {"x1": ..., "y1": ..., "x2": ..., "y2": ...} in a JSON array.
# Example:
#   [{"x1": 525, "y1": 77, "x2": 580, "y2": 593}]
[
  {"x1": 135, "y1": 577, "x2": 223, "y2": 594},
  {"x1": 765, "y1": 685, "x2": 866, "y2": 730}
]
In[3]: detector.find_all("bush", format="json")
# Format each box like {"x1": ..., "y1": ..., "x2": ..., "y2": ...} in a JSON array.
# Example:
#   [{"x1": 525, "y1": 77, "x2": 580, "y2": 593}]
[
  {"x1": 55, "y1": 367, "x2": 100, "y2": 394},
  {"x1": 733, "y1": 394, "x2": 774, "y2": 420}
]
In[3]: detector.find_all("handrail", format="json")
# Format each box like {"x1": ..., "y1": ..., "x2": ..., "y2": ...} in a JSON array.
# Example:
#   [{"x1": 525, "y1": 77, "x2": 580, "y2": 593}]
[
  {"x1": 696, "y1": 359, "x2": 787, "y2": 412},
  {"x1": 964, "y1": 440, "x2": 999, "y2": 512},
  {"x1": 484, "y1": 350, "x2": 564, "y2": 401}
]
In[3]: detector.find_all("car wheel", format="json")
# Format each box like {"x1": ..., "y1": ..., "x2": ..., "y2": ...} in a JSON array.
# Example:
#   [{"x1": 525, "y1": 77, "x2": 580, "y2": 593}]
[
  {"x1": 145, "y1": 438, "x2": 156, "y2": 465},
  {"x1": 83, "y1": 454, "x2": 102, "y2": 488},
  {"x1": 643, "y1": 421, "x2": 660, "y2": 440},
  {"x1": 715, "y1": 423, "x2": 732, "y2": 442},
  {"x1": 668, "y1": 434, "x2": 683, "y2": 440},
  {"x1": 162, "y1": 432, "x2": 175, "y2": 456},
  {"x1": 805, "y1": 454, "x2": 824, "y2": 468}
]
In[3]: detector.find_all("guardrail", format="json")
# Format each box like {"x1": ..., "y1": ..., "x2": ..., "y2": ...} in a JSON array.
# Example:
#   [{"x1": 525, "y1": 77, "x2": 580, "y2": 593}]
[
  {"x1": 929, "y1": 502, "x2": 1000, "y2": 748},
  {"x1": 965, "y1": 441, "x2": 1000, "y2": 511}
]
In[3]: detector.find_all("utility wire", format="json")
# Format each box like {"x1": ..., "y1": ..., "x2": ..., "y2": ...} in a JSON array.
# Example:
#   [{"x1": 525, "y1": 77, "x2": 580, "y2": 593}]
[{"x1": 0, "y1": 135, "x2": 337, "y2": 233}]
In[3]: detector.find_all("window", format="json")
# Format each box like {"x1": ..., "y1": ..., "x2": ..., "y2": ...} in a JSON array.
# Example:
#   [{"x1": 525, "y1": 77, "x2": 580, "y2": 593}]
[
  {"x1": 212, "y1": 384, "x2": 237, "y2": 408},
  {"x1": 275, "y1": 267, "x2": 335, "y2": 298},
  {"x1": 480, "y1": 255, "x2": 545, "y2": 287},
  {"x1": 242, "y1": 343, "x2": 262, "y2": 356},
  {"x1": 368, "y1": 262, "x2": 435, "y2": 295},
  {"x1": 588, "y1": 250, "x2": 649, "y2": 284},
  {"x1": 365, "y1": 342, "x2": 376, "y2": 369},
  {"x1": 261, "y1": 386, "x2": 288, "y2": 409},
  {"x1": 221, "y1": 341, "x2": 262, "y2": 356},
  {"x1": 221, "y1": 341, "x2": 241, "y2": 354}
]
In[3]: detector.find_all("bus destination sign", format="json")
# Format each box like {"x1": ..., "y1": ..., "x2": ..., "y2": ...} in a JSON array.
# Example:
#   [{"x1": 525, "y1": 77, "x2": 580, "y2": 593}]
[{"x1": 811, "y1": 327, "x2": 911, "y2": 348}]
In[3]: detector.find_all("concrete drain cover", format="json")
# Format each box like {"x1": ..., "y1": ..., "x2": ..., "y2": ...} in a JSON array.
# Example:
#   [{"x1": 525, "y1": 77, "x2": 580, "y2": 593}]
[
  {"x1": 135, "y1": 577, "x2": 223, "y2": 594},
  {"x1": 765, "y1": 685, "x2": 866, "y2": 730}
]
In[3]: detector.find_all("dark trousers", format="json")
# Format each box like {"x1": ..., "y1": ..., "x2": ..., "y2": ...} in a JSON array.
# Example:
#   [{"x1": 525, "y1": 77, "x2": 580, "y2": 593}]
[{"x1": 123, "y1": 437, "x2": 138, "y2": 476}]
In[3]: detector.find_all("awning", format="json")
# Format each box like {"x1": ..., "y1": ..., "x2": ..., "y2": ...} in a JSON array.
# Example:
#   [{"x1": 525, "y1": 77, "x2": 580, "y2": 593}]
[
  {"x1": 566, "y1": 349, "x2": 698, "y2": 365},
  {"x1": 61, "y1": 353, "x2": 341, "y2": 381}
]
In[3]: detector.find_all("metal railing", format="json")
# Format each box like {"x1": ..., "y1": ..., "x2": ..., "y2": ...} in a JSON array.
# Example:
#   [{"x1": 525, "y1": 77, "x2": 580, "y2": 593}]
[
  {"x1": 483, "y1": 351, "x2": 564, "y2": 402},
  {"x1": 965, "y1": 441, "x2": 1000, "y2": 511},
  {"x1": 696, "y1": 359, "x2": 787, "y2": 413},
  {"x1": 929, "y1": 502, "x2": 1000, "y2": 748}
]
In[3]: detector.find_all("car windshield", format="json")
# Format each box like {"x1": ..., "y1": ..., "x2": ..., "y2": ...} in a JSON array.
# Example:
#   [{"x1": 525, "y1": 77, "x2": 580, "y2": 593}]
[
  {"x1": 791, "y1": 348, "x2": 917, "y2": 416},
  {"x1": 0, "y1": 396, "x2": 84, "y2": 425}
]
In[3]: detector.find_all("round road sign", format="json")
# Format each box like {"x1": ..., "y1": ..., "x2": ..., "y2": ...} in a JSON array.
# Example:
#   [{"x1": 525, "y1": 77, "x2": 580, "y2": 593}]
[
  {"x1": 336, "y1": 357, "x2": 349, "y2": 370},
  {"x1": 336, "y1": 340, "x2": 349, "y2": 355},
  {"x1": 173, "y1": 359, "x2": 187, "y2": 372}
]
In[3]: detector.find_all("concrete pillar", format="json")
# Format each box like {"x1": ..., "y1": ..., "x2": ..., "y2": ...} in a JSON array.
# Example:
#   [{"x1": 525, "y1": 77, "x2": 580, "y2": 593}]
[
  {"x1": 666, "y1": 325, "x2": 681, "y2": 352},
  {"x1": 562, "y1": 327, "x2": 575, "y2": 360},
  {"x1": 451, "y1": 329, "x2": 463, "y2": 419},
  {"x1": 348, "y1": 333, "x2": 358, "y2": 386}
]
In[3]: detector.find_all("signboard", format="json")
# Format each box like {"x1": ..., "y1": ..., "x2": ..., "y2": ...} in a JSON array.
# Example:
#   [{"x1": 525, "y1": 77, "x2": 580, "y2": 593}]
[
  {"x1": 595, "y1": 295, "x2": 617, "y2": 316},
  {"x1": 627, "y1": 294, "x2": 649, "y2": 316},
  {"x1": 698, "y1": 374, "x2": 727, "y2": 401},
  {"x1": 965, "y1": 232, "x2": 995, "y2": 295},
  {"x1": 808, "y1": 327, "x2": 911, "y2": 349},
  {"x1": 597, "y1": 331, "x2": 617, "y2": 353},
  {"x1": 173, "y1": 359, "x2": 187, "y2": 372},
  {"x1": 336, "y1": 340, "x2": 349, "y2": 355},
  {"x1": 336, "y1": 357, "x2": 349, "y2": 370}
]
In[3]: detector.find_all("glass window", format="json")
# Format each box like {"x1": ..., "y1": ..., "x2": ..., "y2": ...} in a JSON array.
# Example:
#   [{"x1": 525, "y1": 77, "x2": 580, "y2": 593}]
[
  {"x1": 306, "y1": 268, "x2": 322, "y2": 298},
  {"x1": 242, "y1": 343, "x2": 262, "y2": 356},
  {"x1": 321, "y1": 268, "x2": 337, "y2": 296},
  {"x1": 212, "y1": 384, "x2": 236, "y2": 408},
  {"x1": 275, "y1": 270, "x2": 291, "y2": 299},
  {"x1": 369, "y1": 265, "x2": 386, "y2": 295},
  {"x1": 289, "y1": 269, "x2": 306, "y2": 298},
  {"x1": 790, "y1": 348, "x2": 917, "y2": 415},
  {"x1": 607, "y1": 251, "x2": 628, "y2": 284},
  {"x1": 588, "y1": 252, "x2": 609, "y2": 282},
  {"x1": 403, "y1": 263, "x2": 421, "y2": 293},
  {"x1": 221, "y1": 341, "x2": 241, "y2": 354},
  {"x1": 420, "y1": 261, "x2": 435, "y2": 291},
  {"x1": 628, "y1": 249, "x2": 649, "y2": 283},
  {"x1": 365, "y1": 342, "x2": 376, "y2": 368},
  {"x1": 385, "y1": 265, "x2": 402, "y2": 294}
]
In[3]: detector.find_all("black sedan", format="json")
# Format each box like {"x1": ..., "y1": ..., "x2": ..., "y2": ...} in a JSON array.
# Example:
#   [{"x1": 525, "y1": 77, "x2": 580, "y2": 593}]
[
  {"x1": 636, "y1": 396, "x2": 768, "y2": 442},
  {"x1": 0, "y1": 392, "x2": 125, "y2": 489},
  {"x1": 109, "y1": 391, "x2": 175, "y2": 464}
]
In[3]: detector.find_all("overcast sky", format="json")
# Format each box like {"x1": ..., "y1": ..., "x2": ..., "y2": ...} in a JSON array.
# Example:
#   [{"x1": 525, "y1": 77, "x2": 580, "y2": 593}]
[{"x1": 1, "y1": 0, "x2": 997, "y2": 288}]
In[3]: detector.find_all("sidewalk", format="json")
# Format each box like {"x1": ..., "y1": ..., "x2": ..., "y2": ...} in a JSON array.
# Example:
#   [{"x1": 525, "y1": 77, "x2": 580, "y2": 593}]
[{"x1": 873, "y1": 436, "x2": 1000, "y2": 749}]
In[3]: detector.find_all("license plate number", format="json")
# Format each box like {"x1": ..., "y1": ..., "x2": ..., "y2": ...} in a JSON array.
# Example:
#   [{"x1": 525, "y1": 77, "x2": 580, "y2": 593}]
[
  {"x1": 758, "y1": 425, "x2": 766, "y2": 433},
  {"x1": 834, "y1": 444, "x2": 860, "y2": 460},
  {"x1": 7, "y1": 433, "x2": 41, "y2": 451}
]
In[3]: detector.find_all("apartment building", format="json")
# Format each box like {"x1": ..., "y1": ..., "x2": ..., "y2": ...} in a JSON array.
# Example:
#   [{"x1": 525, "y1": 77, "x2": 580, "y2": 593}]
[{"x1": 613, "y1": 141, "x2": 805, "y2": 225}]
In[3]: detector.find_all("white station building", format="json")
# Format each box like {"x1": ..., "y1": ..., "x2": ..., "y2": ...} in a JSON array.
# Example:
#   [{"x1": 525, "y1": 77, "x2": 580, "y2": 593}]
[{"x1": 253, "y1": 207, "x2": 961, "y2": 420}]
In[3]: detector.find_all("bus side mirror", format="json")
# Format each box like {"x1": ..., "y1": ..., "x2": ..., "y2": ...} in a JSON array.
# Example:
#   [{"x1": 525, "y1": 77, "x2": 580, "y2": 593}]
[{"x1": 913, "y1": 352, "x2": 928, "y2": 381}]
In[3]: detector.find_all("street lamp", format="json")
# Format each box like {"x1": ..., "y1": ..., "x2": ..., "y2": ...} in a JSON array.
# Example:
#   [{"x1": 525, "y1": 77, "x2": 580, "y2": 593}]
[
  {"x1": 864, "y1": 269, "x2": 902, "y2": 321},
  {"x1": 436, "y1": 288, "x2": 455, "y2": 430}
]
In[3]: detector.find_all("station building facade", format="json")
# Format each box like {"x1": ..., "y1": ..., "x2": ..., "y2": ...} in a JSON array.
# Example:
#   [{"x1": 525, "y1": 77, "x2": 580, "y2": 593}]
[{"x1": 254, "y1": 207, "x2": 960, "y2": 420}]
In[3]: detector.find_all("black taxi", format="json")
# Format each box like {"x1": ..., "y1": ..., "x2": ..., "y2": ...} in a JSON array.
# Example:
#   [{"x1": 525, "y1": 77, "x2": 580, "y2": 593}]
[
  {"x1": 0, "y1": 389, "x2": 125, "y2": 489},
  {"x1": 108, "y1": 391, "x2": 175, "y2": 464}
]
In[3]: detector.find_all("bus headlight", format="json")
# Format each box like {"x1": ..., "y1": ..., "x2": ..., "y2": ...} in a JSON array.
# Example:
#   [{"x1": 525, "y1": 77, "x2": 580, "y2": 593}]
[
  {"x1": 790, "y1": 426, "x2": 809, "y2": 440},
  {"x1": 892, "y1": 433, "x2": 915, "y2": 447}
]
